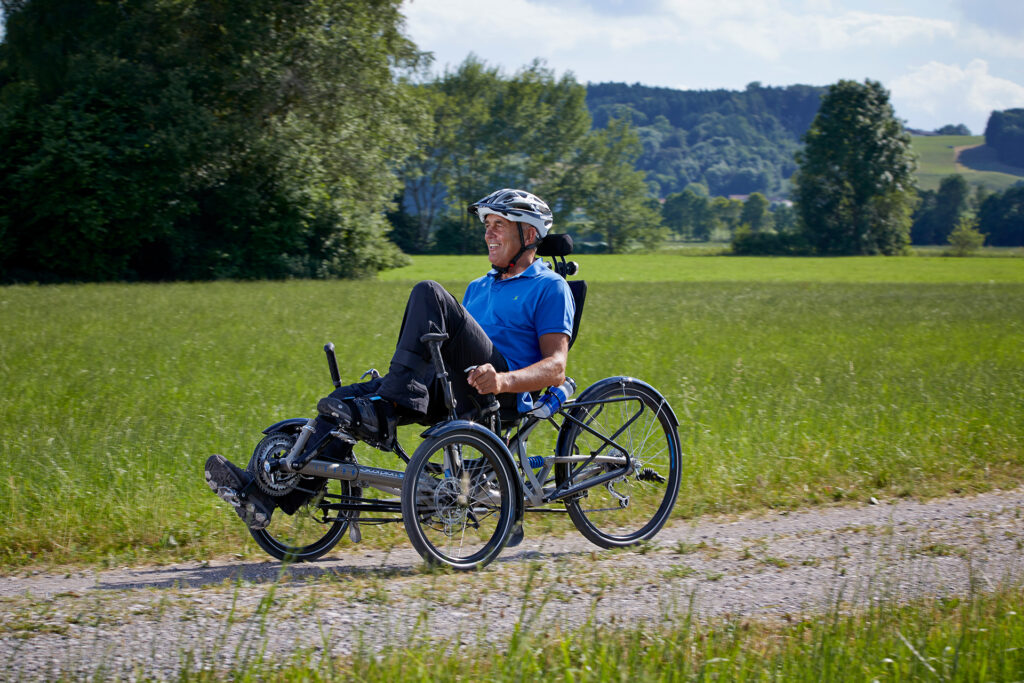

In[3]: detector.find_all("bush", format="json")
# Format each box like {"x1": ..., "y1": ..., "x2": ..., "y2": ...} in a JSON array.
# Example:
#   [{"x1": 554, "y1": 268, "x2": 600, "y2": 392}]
[
  {"x1": 731, "y1": 227, "x2": 812, "y2": 255},
  {"x1": 945, "y1": 217, "x2": 986, "y2": 256}
]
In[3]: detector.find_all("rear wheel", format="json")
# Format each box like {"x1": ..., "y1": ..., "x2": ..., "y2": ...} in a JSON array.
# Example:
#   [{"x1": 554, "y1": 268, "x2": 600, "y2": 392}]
[
  {"x1": 555, "y1": 378, "x2": 682, "y2": 548},
  {"x1": 246, "y1": 430, "x2": 351, "y2": 562},
  {"x1": 401, "y1": 429, "x2": 516, "y2": 570}
]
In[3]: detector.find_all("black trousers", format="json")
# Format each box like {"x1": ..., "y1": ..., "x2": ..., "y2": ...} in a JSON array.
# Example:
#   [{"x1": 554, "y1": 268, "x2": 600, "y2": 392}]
[
  {"x1": 329, "y1": 280, "x2": 510, "y2": 424},
  {"x1": 276, "y1": 281, "x2": 508, "y2": 514}
]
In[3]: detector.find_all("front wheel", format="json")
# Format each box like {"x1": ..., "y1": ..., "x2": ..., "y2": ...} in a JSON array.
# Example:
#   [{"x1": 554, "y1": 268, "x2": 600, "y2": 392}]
[
  {"x1": 555, "y1": 378, "x2": 682, "y2": 549},
  {"x1": 401, "y1": 428, "x2": 517, "y2": 570},
  {"x1": 246, "y1": 430, "x2": 352, "y2": 562}
]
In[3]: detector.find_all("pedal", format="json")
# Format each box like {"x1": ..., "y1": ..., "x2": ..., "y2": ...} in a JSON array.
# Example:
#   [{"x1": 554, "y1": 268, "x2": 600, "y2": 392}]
[{"x1": 348, "y1": 520, "x2": 362, "y2": 543}]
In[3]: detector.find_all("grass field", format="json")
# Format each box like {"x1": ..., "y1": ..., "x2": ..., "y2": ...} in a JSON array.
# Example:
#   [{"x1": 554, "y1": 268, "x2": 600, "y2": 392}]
[
  {"x1": 912, "y1": 134, "x2": 1024, "y2": 192},
  {"x1": 1, "y1": 255, "x2": 1023, "y2": 568},
  {"x1": 219, "y1": 582, "x2": 1024, "y2": 682}
]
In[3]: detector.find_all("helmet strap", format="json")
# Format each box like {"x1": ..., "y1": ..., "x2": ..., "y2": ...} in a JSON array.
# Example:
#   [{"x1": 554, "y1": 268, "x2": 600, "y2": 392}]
[{"x1": 494, "y1": 221, "x2": 540, "y2": 277}]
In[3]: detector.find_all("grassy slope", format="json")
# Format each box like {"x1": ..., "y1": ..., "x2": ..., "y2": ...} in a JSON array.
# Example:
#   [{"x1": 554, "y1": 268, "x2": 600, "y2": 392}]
[
  {"x1": 1, "y1": 257, "x2": 1022, "y2": 567},
  {"x1": 912, "y1": 134, "x2": 1024, "y2": 192}
]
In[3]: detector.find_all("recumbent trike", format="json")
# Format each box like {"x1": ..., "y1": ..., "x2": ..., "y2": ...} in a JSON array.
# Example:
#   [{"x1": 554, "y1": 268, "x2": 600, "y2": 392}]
[{"x1": 241, "y1": 237, "x2": 683, "y2": 570}]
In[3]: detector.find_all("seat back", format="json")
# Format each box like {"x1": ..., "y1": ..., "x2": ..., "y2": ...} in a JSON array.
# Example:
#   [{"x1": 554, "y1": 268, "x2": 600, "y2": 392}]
[{"x1": 567, "y1": 279, "x2": 587, "y2": 350}]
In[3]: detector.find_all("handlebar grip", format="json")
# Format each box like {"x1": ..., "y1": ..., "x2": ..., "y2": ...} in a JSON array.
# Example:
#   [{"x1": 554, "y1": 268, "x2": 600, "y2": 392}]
[{"x1": 324, "y1": 342, "x2": 342, "y2": 388}]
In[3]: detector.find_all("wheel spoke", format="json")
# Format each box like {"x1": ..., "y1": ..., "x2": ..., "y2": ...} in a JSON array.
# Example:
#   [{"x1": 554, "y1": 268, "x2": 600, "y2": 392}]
[{"x1": 555, "y1": 381, "x2": 681, "y2": 549}]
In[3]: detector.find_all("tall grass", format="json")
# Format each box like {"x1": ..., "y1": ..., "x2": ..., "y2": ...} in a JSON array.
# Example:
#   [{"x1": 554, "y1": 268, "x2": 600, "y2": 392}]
[
  {"x1": 318, "y1": 584, "x2": 1024, "y2": 682},
  {"x1": 1, "y1": 257, "x2": 1022, "y2": 566},
  {"x1": 60, "y1": 579, "x2": 1024, "y2": 681}
]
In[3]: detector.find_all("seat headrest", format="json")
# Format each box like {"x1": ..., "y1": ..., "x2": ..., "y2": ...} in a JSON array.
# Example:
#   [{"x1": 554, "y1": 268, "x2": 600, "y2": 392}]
[{"x1": 536, "y1": 233, "x2": 573, "y2": 257}]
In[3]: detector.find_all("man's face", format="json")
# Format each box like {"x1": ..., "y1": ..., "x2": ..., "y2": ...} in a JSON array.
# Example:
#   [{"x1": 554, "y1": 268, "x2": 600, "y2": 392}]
[{"x1": 484, "y1": 214, "x2": 522, "y2": 268}]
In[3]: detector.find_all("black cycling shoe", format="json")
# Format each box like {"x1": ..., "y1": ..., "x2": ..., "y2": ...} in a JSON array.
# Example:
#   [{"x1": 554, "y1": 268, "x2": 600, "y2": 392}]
[
  {"x1": 204, "y1": 454, "x2": 274, "y2": 530},
  {"x1": 317, "y1": 397, "x2": 354, "y2": 426},
  {"x1": 317, "y1": 395, "x2": 397, "y2": 449}
]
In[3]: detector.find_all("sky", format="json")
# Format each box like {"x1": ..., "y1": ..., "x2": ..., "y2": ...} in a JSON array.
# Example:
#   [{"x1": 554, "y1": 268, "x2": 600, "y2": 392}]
[{"x1": 402, "y1": 0, "x2": 1024, "y2": 135}]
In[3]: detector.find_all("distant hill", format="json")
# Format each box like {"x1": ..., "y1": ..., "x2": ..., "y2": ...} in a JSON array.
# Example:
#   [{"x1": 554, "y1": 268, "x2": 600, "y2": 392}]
[
  {"x1": 911, "y1": 135, "x2": 1024, "y2": 193},
  {"x1": 585, "y1": 82, "x2": 826, "y2": 198}
]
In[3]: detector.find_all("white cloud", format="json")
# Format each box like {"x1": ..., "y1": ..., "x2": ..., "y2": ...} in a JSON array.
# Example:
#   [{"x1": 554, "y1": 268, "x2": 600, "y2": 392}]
[
  {"x1": 889, "y1": 59, "x2": 1024, "y2": 132},
  {"x1": 406, "y1": 0, "x2": 956, "y2": 68},
  {"x1": 657, "y1": 1, "x2": 954, "y2": 57},
  {"x1": 403, "y1": 0, "x2": 677, "y2": 62},
  {"x1": 402, "y1": 0, "x2": 1024, "y2": 129}
]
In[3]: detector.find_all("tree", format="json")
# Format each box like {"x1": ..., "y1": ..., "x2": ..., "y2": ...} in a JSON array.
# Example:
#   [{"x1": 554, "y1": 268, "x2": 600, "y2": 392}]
[
  {"x1": 984, "y1": 109, "x2": 1024, "y2": 168},
  {"x1": 945, "y1": 216, "x2": 985, "y2": 256},
  {"x1": 709, "y1": 196, "x2": 743, "y2": 239},
  {"x1": 977, "y1": 185, "x2": 1024, "y2": 246},
  {"x1": 400, "y1": 57, "x2": 591, "y2": 252},
  {"x1": 662, "y1": 188, "x2": 711, "y2": 240},
  {"x1": 935, "y1": 124, "x2": 971, "y2": 136},
  {"x1": 739, "y1": 192, "x2": 772, "y2": 233},
  {"x1": 911, "y1": 175, "x2": 970, "y2": 244},
  {"x1": 566, "y1": 118, "x2": 665, "y2": 252},
  {"x1": 0, "y1": 0, "x2": 422, "y2": 281},
  {"x1": 793, "y1": 79, "x2": 917, "y2": 255}
]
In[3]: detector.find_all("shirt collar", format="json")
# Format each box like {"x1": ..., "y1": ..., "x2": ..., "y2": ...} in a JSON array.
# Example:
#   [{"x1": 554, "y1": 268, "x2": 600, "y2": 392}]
[{"x1": 487, "y1": 259, "x2": 548, "y2": 281}]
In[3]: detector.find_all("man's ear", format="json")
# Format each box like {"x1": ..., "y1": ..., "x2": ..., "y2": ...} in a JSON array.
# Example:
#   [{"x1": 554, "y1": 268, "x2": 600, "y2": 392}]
[{"x1": 526, "y1": 225, "x2": 540, "y2": 247}]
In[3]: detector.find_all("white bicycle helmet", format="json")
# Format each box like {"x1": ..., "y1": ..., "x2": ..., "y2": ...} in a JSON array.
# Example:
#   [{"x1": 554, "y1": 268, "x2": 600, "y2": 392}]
[{"x1": 469, "y1": 188, "x2": 554, "y2": 238}]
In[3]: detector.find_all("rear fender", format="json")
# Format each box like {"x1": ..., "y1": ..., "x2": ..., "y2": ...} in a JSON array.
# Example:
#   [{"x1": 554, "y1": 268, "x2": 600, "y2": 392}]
[
  {"x1": 262, "y1": 418, "x2": 309, "y2": 435},
  {"x1": 555, "y1": 376, "x2": 679, "y2": 459}
]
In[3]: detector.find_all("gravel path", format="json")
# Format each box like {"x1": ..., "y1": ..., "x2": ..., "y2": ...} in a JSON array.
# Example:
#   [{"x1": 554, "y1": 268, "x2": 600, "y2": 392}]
[{"x1": 2, "y1": 487, "x2": 1022, "y2": 680}]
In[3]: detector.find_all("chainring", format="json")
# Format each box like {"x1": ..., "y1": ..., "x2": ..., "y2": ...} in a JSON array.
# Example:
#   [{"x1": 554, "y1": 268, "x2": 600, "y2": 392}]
[{"x1": 249, "y1": 431, "x2": 303, "y2": 497}]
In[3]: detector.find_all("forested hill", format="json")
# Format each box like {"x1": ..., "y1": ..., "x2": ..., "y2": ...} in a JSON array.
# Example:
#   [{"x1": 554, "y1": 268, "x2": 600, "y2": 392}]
[{"x1": 585, "y1": 82, "x2": 826, "y2": 198}]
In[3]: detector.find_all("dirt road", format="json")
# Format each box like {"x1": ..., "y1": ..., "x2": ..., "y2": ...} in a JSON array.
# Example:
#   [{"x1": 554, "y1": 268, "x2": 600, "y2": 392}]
[{"x1": 2, "y1": 487, "x2": 1022, "y2": 680}]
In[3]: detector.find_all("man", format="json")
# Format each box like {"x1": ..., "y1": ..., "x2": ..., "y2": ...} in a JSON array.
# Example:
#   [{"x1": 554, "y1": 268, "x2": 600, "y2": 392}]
[{"x1": 205, "y1": 189, "x2": 575, "y2": 530}]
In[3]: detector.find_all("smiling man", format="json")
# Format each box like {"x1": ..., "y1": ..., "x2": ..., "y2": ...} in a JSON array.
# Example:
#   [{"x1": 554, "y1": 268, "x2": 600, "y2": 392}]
[{"x1": 205, "y1": 188, "x2": 575, "y2": 531}]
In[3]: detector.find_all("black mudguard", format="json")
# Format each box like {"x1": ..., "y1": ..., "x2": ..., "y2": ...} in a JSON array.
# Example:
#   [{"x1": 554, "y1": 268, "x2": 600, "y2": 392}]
[
  {"x1": 555, "y1": 376, "x2": 679, "y2": 460},
  {"x1": 262, "y1": 417, "x2": 309, "y2": 435}
]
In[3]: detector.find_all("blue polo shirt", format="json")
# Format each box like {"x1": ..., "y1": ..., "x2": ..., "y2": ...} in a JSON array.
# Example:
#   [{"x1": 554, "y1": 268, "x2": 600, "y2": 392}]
[{"x1": 463, "y1": 259, "x2": 574, "y2": 410}]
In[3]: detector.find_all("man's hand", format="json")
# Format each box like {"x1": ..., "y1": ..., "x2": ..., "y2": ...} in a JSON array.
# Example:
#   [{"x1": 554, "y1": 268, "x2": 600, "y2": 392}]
[
  {"x1": 466, "y1": 334, "x2": 569, "y2": 397},
  {"x1": 467, "y1": 363, "x2": 505, "y2": 395}
]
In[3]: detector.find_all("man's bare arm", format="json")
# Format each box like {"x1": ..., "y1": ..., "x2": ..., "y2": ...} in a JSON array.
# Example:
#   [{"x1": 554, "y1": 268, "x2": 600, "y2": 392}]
[{"x1": 466, "y1": 333, "x2": 568, "y2": 395}]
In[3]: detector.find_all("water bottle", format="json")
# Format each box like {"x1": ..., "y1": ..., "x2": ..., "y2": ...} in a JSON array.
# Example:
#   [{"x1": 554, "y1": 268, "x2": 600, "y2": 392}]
[{"x1": 530, "y1": 377, "x2": 576, "y2": 419}]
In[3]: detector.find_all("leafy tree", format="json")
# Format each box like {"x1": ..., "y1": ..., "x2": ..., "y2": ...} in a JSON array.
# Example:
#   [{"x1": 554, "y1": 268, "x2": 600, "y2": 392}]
[
  {"x1": 793, "y1": 79, "x2": 916, "y2": 255},
  {"x1": 566, "y1": 118, "x2": 665, "y2": 251},
  {"x1": 771, "y1": 202, "x2": 798, "y2": 233},
  {"x1": 945, "y1": 216, "x2": 985, "y2": 256},
  {"x1": 400, "y1": 57, "x2": 591, "y2": 252},
  {"x1": 0, "y1": 0, "x2": 422, "y2": 281},
  {"x1": 709, "y1": 196, "x2": 744, "y2": 239},
  {"x1": 984, "y1": 109, "x2": 1024, "y2": 168},
  {"x1": 935, "y1": 123, "x2": 971, "y2": 136},
  {"x1": 662, "y1": 188, "x2": 711, "y2": 240},
  {"x1": 911, "y1": 175, "x2": 970, "y2": 245},
  {"x1": 739, "y1": 192, "x2": 772, "y2": 233},
  {"x1": 977, "y1": 185, "x2": 1024, "y2": 246}
]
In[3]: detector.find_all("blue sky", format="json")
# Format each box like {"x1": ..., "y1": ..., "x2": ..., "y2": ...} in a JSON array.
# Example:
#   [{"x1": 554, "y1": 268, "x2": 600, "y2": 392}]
[{"x1": 402, "y1": 0, "x2": 1024, "y2": 135}]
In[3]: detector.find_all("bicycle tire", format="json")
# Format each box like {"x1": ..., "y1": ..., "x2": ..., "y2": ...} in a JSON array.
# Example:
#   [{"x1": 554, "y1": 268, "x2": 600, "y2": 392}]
[
  {"x1": 401, "y1": 428, "x2": 516, "y2": 570},
  {"x1": 246, "y1": 430, "x2": 351, "y2": 562},
  {"x1": 555, "y1": 378, "x2": 682, "y2": 549}
]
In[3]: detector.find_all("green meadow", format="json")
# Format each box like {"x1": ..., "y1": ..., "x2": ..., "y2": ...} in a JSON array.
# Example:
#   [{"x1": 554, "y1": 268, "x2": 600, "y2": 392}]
[
  {"x1": 911, "y1": 134, "x2": 1024, "y2": 192},
  {"x1": 1, "y1": 254, "x2": 1022, "y2": 568}
]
